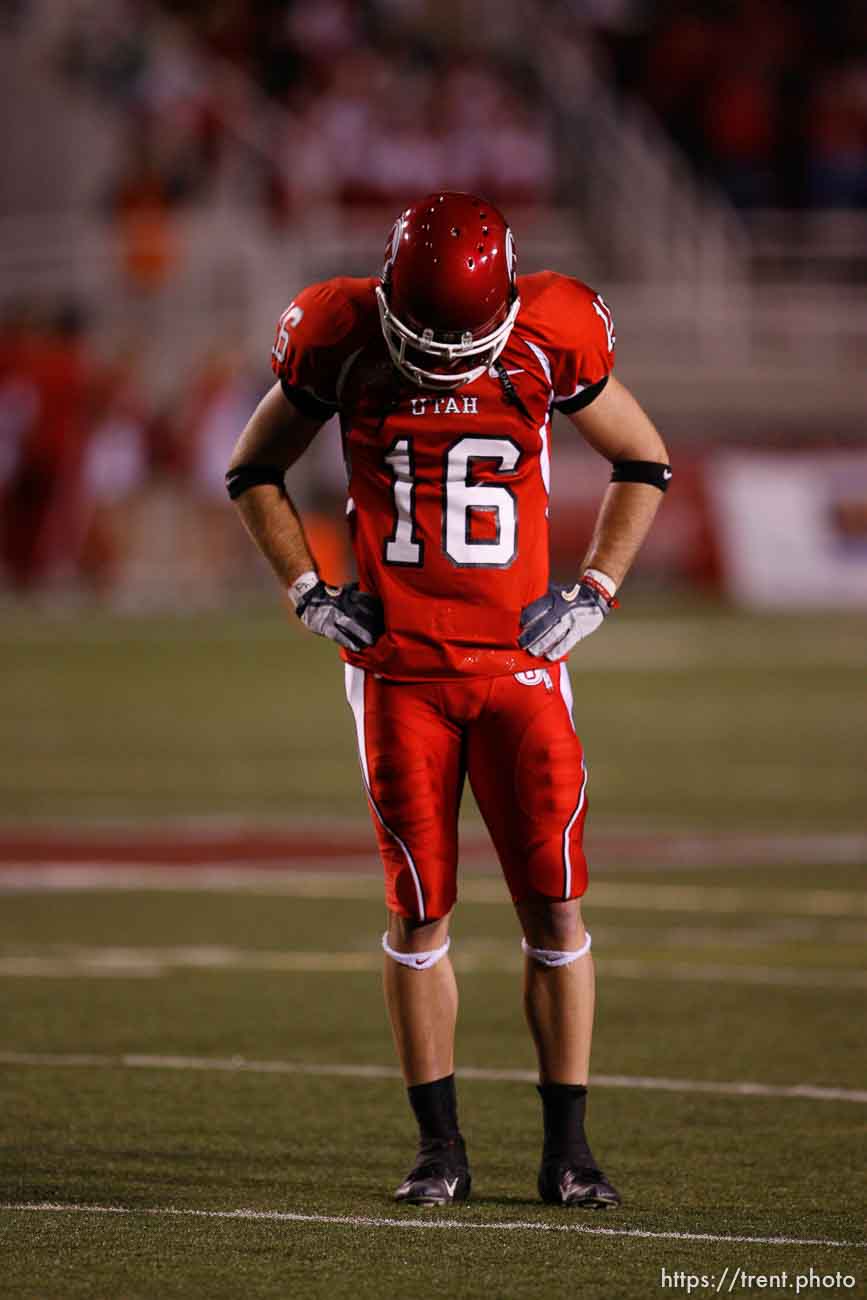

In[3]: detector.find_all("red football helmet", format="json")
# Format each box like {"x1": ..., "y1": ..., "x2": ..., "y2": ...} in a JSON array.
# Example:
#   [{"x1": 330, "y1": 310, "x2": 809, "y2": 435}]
[{"x1": 376, "y1": 192, "x2": 520, "y2": 388}]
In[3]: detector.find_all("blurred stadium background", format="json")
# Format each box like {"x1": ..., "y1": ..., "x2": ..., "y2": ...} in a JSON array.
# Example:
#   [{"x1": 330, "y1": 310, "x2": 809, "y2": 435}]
[
  {"x1": 0, "y1": 3, "x2": 865, "y2": 1297},
  {"x1": 1, "y1": 0, "x2": 867, "y2": 607}
]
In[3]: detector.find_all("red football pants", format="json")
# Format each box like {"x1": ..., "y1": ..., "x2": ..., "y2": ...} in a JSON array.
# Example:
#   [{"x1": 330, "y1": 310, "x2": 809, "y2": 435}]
[{"x1": 344, "y1": 663, "x2": 589, "y2": 921}]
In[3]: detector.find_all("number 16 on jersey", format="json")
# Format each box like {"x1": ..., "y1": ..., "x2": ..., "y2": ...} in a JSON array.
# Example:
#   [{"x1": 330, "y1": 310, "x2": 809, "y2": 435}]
[{"x1": 383, "y1": 435, "x2": 520, "y2": 569}]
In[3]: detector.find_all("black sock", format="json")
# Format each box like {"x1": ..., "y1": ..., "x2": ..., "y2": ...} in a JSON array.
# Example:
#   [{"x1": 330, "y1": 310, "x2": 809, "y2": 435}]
[
  {"x1": 407, "y1": 1074, "x2": 462, "y2": 1146},
  {"x1": 537, "y1": 1083, "x2": 595, "y2": 1167}
]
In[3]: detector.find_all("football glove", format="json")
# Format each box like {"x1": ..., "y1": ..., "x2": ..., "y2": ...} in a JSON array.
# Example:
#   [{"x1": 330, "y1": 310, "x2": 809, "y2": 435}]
[
  {"x1": 518, "y1": 575, "x2": 616, "y2": 661},
  {"x1": 292, "y1": 575, "x2": 384, "y2": 652}
]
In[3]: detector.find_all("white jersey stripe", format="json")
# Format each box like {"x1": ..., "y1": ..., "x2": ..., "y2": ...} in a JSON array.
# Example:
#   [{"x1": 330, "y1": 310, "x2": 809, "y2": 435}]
[
  {"x1": 520, "y1": 338, "x2": 553, "y2": 500},
  {"x1": 553, "y1": 380, "x2": 589, "y2": 406},
  {"x1": 520, "y1": 331, "x2": 595, "y2": 407},
  {"x1": 344, "y1": 665, "x2": 426, "y2": 919},
  {"x1": 520, "y1": 337, "x2": 552, "y2": 386},
  {"x1": 538, "y1": 418, "x2": 551, "y2": 499},
  {"x1": 592, "y1": 293, "x2": 616, "y2": 351}
]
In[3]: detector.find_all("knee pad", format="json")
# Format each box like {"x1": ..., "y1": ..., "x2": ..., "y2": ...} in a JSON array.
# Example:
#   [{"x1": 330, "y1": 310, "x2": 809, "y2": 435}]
[
  {"x1": 521, "y1": 931, "x2": 592, "y2": 967},
  {"x1": 382, "y1": 932, "x2": 451, "y2": 970}
]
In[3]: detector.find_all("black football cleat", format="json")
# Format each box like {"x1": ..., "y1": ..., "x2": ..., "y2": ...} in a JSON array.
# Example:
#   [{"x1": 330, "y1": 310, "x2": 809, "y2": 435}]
[
  {"x1": 394, "y1": 1138, "x2": 472, "y2": 1206},
  {"x1": 538, "y1": 1160, "x2": 622, "y2": 1209}
]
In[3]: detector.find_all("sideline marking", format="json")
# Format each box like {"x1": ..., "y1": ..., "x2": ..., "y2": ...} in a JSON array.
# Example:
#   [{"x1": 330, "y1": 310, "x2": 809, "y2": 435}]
[
  {"x1": 1, "y1": 1051, "x2": 864, "y2": 1104},
  {"x1": 0, "y1": 943, "x2": 862, "y2": 989},
  {"x1": 0, "y1": 866, "x2": 864, "y2": 918},
  {"x1": 1, "y1": 1202, "x2": 863, "y2": 1249},
  {"x1": 2, "y1": 824, "x2": 865, "y2": 867}
]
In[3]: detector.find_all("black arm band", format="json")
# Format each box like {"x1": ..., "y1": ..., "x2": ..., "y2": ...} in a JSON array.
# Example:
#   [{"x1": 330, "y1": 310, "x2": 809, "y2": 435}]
[
  {"x1": 552, "y1": 373, "x2": 609, "y2": 414},
  {"x1": 611, "y1": 460, "x2": 672, "y2": 492},
  {"x1": 280, "y1": 378, "x2": 337, "y2": 422},
  {"x1": 225, "y1": 464, "x2": 286, "y2": 500}
]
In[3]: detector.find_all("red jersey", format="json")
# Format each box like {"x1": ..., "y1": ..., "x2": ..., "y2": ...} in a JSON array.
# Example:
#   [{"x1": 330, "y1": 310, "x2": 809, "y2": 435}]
[{"x1": 271, "y1": 272, "x2": 615, "y2": 681}]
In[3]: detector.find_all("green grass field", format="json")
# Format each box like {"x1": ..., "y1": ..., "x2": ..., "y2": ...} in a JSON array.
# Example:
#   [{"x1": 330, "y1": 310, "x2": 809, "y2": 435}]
[
  {"x1": 1, "y1": 603, "x2": 866, "y2": 828},
  {"x1": 0, "y1": 605, "x2": 865, "y2": 1298}
]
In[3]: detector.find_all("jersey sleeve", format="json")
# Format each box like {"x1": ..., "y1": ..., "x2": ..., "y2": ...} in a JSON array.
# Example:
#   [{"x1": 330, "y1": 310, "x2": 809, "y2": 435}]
[
  {"x1": 270, "y1": 280, "x2": 358, "y2": 421},
  {"x1": 542, "y1": 277, "x2": 616, "y2": 414}
]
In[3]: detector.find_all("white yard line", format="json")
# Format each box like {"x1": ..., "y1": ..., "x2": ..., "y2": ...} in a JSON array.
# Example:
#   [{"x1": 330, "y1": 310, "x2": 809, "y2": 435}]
[
  {"x1": 598, "y1": 959, "x2": 866, "y2": 990},
  {"x1": 0, "y1": 1202, "x2": 863, "y2": 1249},
  {"x1": 0, "y1": 944, "x2": 863, "y2": 989},
  {"x1": 1, "y1": 1050, "x2": 864, "y2": 1104},
  {"x1": 608, "y1": 831, "x2": 867, "y2": 871},
  {"x1": 0, "y1": 865, "x2": 864, "y2": 919}
]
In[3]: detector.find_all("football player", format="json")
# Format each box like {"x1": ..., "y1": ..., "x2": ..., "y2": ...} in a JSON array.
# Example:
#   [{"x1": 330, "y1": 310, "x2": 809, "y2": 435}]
[{"x1": 228, "y1": 192, "x2": 670, "y2": 1209}]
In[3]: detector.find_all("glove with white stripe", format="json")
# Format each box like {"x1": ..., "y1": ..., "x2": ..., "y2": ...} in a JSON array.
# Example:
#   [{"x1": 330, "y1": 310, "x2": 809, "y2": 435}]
[
  {"x1": 518, "y1": 572, "x2": 617, "y2": 661},
  {"x1": 290, "y1": 571, "x2": 384, "y2": 652}
]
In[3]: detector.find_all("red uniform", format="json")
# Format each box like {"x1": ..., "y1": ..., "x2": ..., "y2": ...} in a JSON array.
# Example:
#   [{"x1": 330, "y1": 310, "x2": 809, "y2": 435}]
[{"x1": 272, "y1": 273, "x2": 615, "y2": 919}]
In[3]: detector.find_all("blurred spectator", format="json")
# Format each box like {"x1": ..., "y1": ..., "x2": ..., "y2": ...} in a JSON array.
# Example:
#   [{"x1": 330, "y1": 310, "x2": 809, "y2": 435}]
[
  {"x1": 60, "y1": 0, "x2": 149, "y2": 106},
  {"x1": 79, "y1": 356, "x2": 151, "y2": 595},
  {"x1": 110, "y1": 130, "x2": 182, "y2": 292},
  {"x1": 61, "y1": 0, "x2": 561, "y2": 219},
  {"x1": 0, "y1": 307, "x2": 39, "y2": 497},
  {"x1": 702, "y1": 58, "x2": 780, "y2": 208},
  {"x1": 50, "y1": 0, "x2": 867, "y2": 215},
  {"x1": 601, "y1": 0, "x2": 867, "y2": 211},
  {"x1": 285, "y1": 0, "x2": 360, "y2": 71},
  {"x1": 177, "y1": 346, "x2": 268, "y2": 598},
  {"x1": 0, "y1": 307, "x2": 93, "y2": 592},
  {"x1": 183, "y1": 345, "x2": 260, "y2": 501},
  {"x1": 0, "y1": 0, "x2": 27, "y2": 34},
  {"x1": 806, "y1": 66, "x2": 867, "y2": 208}
]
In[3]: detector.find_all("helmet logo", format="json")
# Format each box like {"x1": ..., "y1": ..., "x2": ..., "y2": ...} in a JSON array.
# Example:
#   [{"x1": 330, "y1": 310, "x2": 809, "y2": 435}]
[
  {"x1": 387, "y1": 217, "x2": 404, "y2": 270},
  {"x1": 505, "y1": 227, "x2": 516, "y2": 285}
]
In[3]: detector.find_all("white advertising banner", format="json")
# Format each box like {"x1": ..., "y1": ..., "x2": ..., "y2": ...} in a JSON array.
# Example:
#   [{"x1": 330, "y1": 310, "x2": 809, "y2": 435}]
[{"x1": 709, "y1": 450, "x2": 867, "y2": 608}]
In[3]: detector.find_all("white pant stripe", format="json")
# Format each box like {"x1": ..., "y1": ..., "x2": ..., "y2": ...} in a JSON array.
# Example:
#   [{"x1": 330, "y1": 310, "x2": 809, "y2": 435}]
[
  {"x1": 558, "y1": 660, "x2": 576, "y2": 734},
  {"x1": 344, "y1": 664, "x2": 427, "y2": 920},
  {"x1": 561, "y1": 760, "x2": 588, "y2": 900},
  {"x1": 558, "y1": 663, "x2": 586, "y2": 899}
]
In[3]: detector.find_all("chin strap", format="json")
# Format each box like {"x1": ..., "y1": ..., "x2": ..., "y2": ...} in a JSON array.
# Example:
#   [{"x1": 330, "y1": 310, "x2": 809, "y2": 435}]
[
  {"x1": 522, "y1": 932, "x2": 592, "y2": 967},
  {"x1": 382, "y1": 932, "x2": 451, "y2": 970}
]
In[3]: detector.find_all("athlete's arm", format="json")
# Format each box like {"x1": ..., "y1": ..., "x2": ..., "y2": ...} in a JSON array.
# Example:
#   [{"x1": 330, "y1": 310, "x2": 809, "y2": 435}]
[
  {"x1": 519, "y1": 374, "x2": 669, "y2": 660},
  {"x1": 228, "y1": 382, "x2": 384, "y2": 652},
  {"x1": 227, "y1": 381, "x2": 323, "y2": 589},
  {"x1": 568, "y1": 374, "x2": 669, "y2": 590}
]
